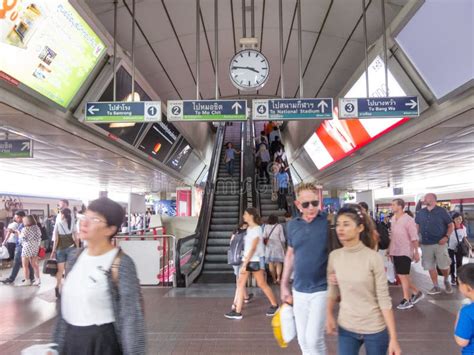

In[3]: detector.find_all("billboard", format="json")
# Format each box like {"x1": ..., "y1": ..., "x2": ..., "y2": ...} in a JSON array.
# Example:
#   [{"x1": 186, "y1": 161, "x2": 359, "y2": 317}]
[
  {"x1": 138, "y1": 121, "x2": 180, "y2": 163},
  {"x1": 0, "y1": 0, "x2": 106, "y2": 108},
  {"x1": 166, "y1": 137, "x2": 193, "y2": 172},
  {"x1": 304, "y1": 56, "x2": 410, "y2": 170}
]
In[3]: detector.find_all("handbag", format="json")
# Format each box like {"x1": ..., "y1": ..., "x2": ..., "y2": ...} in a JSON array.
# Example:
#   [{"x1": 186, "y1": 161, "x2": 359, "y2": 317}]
[
  {"x1": 264, "y1": 224, "x2": 279, "y2": 246},
  {"x1": 38, "y1": 247, "x2": 46, "y2": 259},
  {"x1": 455, "y1": 229, "x2": 470, "y2": 258},
  {"x1": 0, "y1": 245, "x2": 9, "y2": 259},
  {"x1": 42, "y1": 259, "x2": 58, "y2": 276}
]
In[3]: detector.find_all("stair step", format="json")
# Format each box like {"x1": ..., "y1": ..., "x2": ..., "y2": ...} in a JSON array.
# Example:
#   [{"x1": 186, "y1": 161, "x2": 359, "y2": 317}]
[
  {"x1": 212, "y1": 212, "x2": 240, "y2": 218},
  {"x1": 209, "y1": 224, "x2": 235, "y2": 232},
  {"x1": 203, "y1": 263, "x2": 233, "y2": 271},
  {"x1": 214, "y1": 200, "x2": 240, "y2": 207},
  {"x1": 205, "y1": 254, "x2": 228, "y2": 262},
  {"x1": 214, "y1": 195, "x2": 240, "y2": 201},
  {"x1": 211, "y1": 218, "x2": 239, "y2": 225},
  {"x1": 206, "y1": 246, "x2": 229, "y2": 254},
  {"x1": 207, "y1": 238, "x2": 231, "y2": 246},
  {"x1": 208, "y1": 231, "x2": 232, "y2": 238},
  {"x1": 210, "y1": 206, "x2": 239, "y2": 212}
]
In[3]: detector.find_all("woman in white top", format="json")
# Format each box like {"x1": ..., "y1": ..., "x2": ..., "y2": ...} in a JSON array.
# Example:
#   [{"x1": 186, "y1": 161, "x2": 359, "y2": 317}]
[
  {"x1": 448, "y1": 212, "x2": 472, "y2": 285},
  {"x1": 263, "y1": 214, "x2": 286, "y2": 284},
  {"x1": 225, "y1": 208, "x2": 279, "y2": 320},
  {"x1": 54, "y1": 197, "x2": 145, "y2": 355}
]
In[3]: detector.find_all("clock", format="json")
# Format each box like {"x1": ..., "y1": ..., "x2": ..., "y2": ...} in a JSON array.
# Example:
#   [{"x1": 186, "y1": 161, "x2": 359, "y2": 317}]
[{"x1": 229, "y1": 49, "x2": 270, "y2": 91}]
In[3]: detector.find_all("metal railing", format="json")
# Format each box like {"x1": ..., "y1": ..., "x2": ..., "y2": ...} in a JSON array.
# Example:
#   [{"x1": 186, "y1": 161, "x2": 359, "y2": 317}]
[
  {"x1": 175, "y1": 123, "x2": 226, "y2": 287},
  {"x1": 113, "y1": 233, "x2": 176, "y2": 287}
]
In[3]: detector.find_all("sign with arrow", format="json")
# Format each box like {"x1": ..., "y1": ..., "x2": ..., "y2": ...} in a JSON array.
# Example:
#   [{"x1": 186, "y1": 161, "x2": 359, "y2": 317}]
[
  {"x1": 0, "y1": 139, "x2": 33, "y2": 158},
  {"x1": 339, "y1": 96, "x2": 419, "y2": 119},
  {"x1": 167, "y1": 100, "x2": 247, "y2": 121},
  {"x1": 84, "y1": 101, "x2": 161, "y2": 123},
  {"x1": 252, "y1": 98, "x2": 333, "y2": 121}
]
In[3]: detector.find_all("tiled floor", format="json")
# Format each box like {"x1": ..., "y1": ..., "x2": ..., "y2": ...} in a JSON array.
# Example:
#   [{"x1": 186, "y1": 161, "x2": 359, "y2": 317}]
[{"x1": 0, "y1": 262, "x2": 466, "y2": 355}]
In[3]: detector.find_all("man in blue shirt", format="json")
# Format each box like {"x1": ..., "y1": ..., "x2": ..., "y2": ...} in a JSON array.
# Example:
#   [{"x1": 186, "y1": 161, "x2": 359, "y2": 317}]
[
  {"x1": 415, "y1": 193, "x2": 454, "y2": 295},
  {"x1": 1, "y1": 210, "x2": 34, "y2": 285},
  {"x1": 455, "y1": 264, "x2": 474, "y2": 354},
  {"x1": 281, "y1": 183, "x2": 328, "y2": 354}
]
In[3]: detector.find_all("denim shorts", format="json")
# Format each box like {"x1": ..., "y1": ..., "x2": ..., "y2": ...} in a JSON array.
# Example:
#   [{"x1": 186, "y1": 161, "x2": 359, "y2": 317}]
[{"x1": 56, "y1": 246, "x2": 75, "y2": 263}]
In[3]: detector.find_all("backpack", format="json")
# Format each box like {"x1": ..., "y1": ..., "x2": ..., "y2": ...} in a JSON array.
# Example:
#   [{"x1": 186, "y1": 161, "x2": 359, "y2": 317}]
[
  {"x1": 227, "y1": 231, "x2": 246, "y2": 265},
  {"x1": 40, "y1": 226, "x2": 49, "y2": 241},
  {"x1": 376, "y1": 221, "x2": 390, "y2": 250}
]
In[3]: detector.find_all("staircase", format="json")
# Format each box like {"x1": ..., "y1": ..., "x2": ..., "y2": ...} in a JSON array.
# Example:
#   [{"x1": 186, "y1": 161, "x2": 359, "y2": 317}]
[{"x1": 199, "y1": 123, "x2": 242, "y2": 283}]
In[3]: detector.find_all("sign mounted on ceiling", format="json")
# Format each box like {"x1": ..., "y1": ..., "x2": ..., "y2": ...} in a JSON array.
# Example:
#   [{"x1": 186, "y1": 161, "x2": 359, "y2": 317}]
[
  {"x1": 338, "y1": 96, "x2": 419, "y2": 119},
  {"x1": 0, "y1": 0, "x2": 106, "y2": 108},
  {"x1": 84, "y1": 101, "x2": 161, "y2": 123},
  {"x1": 252, "y1": 98, "x2": 333, "y2": 120},
  {"x1": 167, "y1": 100, "x2": 247, "y2": 121},
  {"x1": 0, "y1": 139, "x2": 33, "y2": 158}
]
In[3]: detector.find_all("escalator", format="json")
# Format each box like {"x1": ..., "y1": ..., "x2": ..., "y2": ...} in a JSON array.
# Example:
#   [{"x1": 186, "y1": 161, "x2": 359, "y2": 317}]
[
  {"x1": 175, "y1": 122, "x2": 244, "y2": 287},
  {"x1": 199, "y1": 123, "x2": 242, "y2": 283}
]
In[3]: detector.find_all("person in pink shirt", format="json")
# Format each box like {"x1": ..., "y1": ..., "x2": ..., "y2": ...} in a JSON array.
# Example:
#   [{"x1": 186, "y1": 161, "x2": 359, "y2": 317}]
[{"x1": 389, "y1": 198, "x2": 424, "y2": 310}]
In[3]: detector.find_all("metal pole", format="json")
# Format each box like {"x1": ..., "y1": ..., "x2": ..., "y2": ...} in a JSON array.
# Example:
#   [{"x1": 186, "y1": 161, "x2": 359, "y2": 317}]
[
  {"x1": 381, "y1": 0, "x2": 389, "y2": 97},
  {"x1": 131, "y1": 0, "x2": 136, "y2": 101},
  {"x1": 242, "y1": 0, "x2": 246, "y2": 38},
  {"x1": 113, "y1": 0, "x2": 118, "y2": 101},
  {"x1": 251, "y1": 0, "x2": 255, "y2": 38},
  {"x1": 196, "y1": 0, "x2": 200, "y2": 100},
  {"x1": 362, "y1": 0, "x2": 369, "y2": 97},
  {"x1": 297, "y1": 0, "x2": 303, "y2": 98},
  {"x1": 214, "y1": 0, "x2": 219, "y2": 99},
  {"x1": 279, "y1": 0, "x2": 284, "y2": 98}
]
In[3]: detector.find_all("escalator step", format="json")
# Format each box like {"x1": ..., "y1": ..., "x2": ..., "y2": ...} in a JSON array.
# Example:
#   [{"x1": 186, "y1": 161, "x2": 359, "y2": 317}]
[
  {"x1": 206, "y1": 246, "x2": 228, "y2": 254},
  {"x1": 211, "y1": 218, "x2": 239, "y2": 225},
  {"x1": 209, "y1": 225, "x2": 235, "y2": 232}
]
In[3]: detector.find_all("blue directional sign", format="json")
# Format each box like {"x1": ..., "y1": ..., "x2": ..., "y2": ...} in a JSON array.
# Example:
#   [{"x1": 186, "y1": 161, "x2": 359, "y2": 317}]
[
  {"x1": 339, "y1": 96, "x2": 419, "y2": 119},
  {"x1": 167, "y1": 100, "x2": 247, "y2": 121},
  {"x1": 252, "y1": 98, "x2": 333, "y2": 120},
  {"x1": 0, "y1": 139, "x2": 33, "y2": 158},
  {"x1": 84, "y1": 101, "x2": 161, "y2": 123}
]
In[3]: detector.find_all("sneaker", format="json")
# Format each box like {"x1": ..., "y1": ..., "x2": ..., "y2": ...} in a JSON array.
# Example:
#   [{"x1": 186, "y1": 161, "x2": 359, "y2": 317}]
[
  {"x1": 17, "y1": 279, "x2": 32, "y2": 287},
  {"x1": 224, "y1": 310, "x2": 243, "y2": 320},
  {"x1": 266, "y1": 305, "x2": 279, "y2": 317},
  {"x1": 427, "y1": 286, "x2": 442, "y2": 295},
  {"x1": 32, "y1": 279, "x2": 41, "y2": 286},
  {"x1": 410, "y1": 291, "x2": 425, "y2": 305},
  {"x1": 0, "y1": 278, "x2": 13, "y2": 285},
  {"x1": 451, "y1": 277, "x2": 457, "y2": 286},
  {"x1": 244, "y1": 293, "x2": 254, "y2": 304},
  {"x1": 445, "y1": 280, "x2": 453, "y2": 294},
  {"x1": 397, "y1": 299, "x2": 414, "y2": 310}
]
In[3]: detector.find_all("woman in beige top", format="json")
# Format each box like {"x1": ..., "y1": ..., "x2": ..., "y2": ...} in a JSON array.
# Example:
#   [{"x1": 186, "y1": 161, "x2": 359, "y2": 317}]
[{"x1": 326, "y1": 204, "x2": 401, "y2": 355}]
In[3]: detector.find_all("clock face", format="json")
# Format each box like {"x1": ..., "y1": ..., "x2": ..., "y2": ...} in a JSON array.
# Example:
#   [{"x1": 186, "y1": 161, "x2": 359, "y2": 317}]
[{"x1": 229, "y1": 49, "x2": 270, "y2": 91}]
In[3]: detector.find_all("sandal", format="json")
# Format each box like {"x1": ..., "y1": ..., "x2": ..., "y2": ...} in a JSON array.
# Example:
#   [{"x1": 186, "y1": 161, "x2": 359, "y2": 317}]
[{"x1": 244, "y1": 293, "x2": 254, "y2": 304}]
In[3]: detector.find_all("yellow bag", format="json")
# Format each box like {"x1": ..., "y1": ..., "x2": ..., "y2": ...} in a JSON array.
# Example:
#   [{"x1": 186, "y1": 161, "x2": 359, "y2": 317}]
[{"x1": 271, "y1": 303, "x2": 296, "y2": 348}]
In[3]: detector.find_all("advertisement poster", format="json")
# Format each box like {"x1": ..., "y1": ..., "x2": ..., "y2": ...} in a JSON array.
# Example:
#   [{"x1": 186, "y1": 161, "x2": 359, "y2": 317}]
[
  {"x1": 138, "y1": 122, "x2": 180, "y2": 163},
  {"x1": 155, "y1": 200, "x2": 176, "y2": 217},
  {"x1": 0, "y1": 0, "x2": 106, "y2": 108},
  {"x1": 167, "y1": 137, "x2": 193, "y2": 172},
  {"x1": 304, "y1": 56, "x2": 409, "y2": 170}
]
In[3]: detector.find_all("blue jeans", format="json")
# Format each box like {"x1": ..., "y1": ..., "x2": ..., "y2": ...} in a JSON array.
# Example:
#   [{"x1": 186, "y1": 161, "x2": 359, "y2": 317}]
[
  {"x1": 338, "y1": 326, "x2": 389, "y2": 355},
  {"x1": 7, "y1": 244, "x2": 34, "y2": 282},
  {"x1": 226, "y1": 159, "x2": 234, "y2": 176}
]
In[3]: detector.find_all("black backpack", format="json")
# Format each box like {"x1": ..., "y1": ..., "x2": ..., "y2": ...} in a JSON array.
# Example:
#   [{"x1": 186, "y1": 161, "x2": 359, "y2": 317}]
[{"x1": 376, "y1": 221, "x2": 390, "y2": 250}]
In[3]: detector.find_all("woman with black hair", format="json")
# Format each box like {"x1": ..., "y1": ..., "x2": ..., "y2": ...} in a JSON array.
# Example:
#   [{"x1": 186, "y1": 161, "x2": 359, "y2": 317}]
[
  {"x1": 54, "y1": 197, "x2": 145, "y2": 355},
  {"x1": 52, "y1": 208, "x2": 78, "y2": 297},
  {"x1": 326, "y1": 204, "x2": 401, "y2": 355},
  {"x1": 225, "y1": 208, "x2": 279, "y2": 320}
]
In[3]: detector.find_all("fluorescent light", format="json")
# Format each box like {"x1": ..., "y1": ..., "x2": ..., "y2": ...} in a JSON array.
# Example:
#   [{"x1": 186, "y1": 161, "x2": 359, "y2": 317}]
[{"x1": 109, "y1": 123, "x2": 136, "y2": 128}]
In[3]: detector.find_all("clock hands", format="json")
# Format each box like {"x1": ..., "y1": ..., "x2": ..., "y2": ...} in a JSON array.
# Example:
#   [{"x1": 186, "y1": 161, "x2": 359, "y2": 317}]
[{"x1": 231, "y1": 66, "x2": 260, "y2": 73}]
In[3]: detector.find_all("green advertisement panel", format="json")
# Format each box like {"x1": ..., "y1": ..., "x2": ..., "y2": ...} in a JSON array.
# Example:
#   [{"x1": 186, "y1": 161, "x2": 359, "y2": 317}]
[{"x1": 0, "y1": 0, "x2": 106, "y2": 108}]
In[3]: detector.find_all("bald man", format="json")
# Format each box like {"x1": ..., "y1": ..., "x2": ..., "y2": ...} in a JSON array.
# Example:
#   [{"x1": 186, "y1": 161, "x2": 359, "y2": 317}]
[{"x1": 415, "y1": 193, "x2": 454, "y2": 295}]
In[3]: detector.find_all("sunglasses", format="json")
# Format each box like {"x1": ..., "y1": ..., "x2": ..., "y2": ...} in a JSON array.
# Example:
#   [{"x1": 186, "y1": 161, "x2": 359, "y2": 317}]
[{"x1": 301, "y1": 200, "x2": 319, "y2": 208}]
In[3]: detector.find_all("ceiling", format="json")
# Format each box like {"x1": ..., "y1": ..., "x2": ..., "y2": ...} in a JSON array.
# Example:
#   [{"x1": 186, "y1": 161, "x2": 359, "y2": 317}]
[
  {"x1": 83, "y1": 0, "x2": 408, "y2": 103},
  {"x1": 0, "y1": 103, "x2": 181, "y2": 198}
]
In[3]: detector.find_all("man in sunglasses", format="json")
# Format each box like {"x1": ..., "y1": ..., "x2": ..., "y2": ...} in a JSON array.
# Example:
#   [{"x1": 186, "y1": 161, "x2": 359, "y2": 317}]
[{"x1": 281, "y1": 183, "x2": 329, "y2": 355}]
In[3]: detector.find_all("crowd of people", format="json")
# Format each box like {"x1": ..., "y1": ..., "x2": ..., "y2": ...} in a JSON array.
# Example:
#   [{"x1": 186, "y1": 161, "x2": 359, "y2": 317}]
[{"x1": 224, "y1": 183, "x2": 473, "y2": 355}]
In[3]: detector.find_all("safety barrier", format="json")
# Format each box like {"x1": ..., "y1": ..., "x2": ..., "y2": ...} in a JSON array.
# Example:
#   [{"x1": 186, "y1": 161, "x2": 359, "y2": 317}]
[{"x1": 113, "y1": 232, "x2": 176, "y2": 287}]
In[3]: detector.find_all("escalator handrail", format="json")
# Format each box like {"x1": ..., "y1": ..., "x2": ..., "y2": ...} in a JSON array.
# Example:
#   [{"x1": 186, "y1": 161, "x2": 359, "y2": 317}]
[
  {"x1": 175, "y1": 123, "x2": 226, "y2": 287},
  {"x1": 239, "y1": 121, "x2": 245, "y2": 222},
  {"x1": 250, "y1": 120, "x2": 262, "y2": 215}
]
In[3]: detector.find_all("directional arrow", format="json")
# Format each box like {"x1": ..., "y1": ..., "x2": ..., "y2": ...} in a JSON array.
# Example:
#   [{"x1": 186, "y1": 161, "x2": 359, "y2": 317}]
[
  {"x1": 405, "y1": 99, "x2": 417, "y2": 110},
  {"x1": 317, "y1": 100, "x2": 329, "y2": 113},
  {"x1": 88, "y1": 105, "x2": 99, "y2": 115},
  {"x1": 21, "y1": 142, "x2": 30, "y2": 151},
  {"x1": 232, "y1": 102, "x2": 243, "y2": 114}
]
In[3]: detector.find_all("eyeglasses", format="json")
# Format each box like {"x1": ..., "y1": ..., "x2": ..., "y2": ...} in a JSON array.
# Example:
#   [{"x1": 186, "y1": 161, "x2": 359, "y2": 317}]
[
  {"x1": 77, "y1": 214, "x2": 106, "y2": 224},
  {"x1": 301, "y1": 200, "x2": 319, "y2": 209}
]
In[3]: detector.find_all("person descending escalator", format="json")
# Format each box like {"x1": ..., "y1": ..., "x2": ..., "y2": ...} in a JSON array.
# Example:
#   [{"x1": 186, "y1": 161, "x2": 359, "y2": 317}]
[{"x1": 224, "y1": 142, "x2": 240, "y2": 177}]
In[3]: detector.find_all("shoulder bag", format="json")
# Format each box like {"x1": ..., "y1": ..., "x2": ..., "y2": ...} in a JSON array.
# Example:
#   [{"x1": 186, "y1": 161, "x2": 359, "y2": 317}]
[
  {"x1": 264, "y1": 224, "x2": 278, "y2": 245},
  {"x1": 455, "y1": 228, "x2": 470, "y2": 258}
]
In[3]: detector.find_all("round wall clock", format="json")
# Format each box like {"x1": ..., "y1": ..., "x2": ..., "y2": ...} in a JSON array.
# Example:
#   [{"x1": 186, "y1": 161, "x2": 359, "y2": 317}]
[{"x1": 229, "y1": 49, "x2": 270, "y2": 91}]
